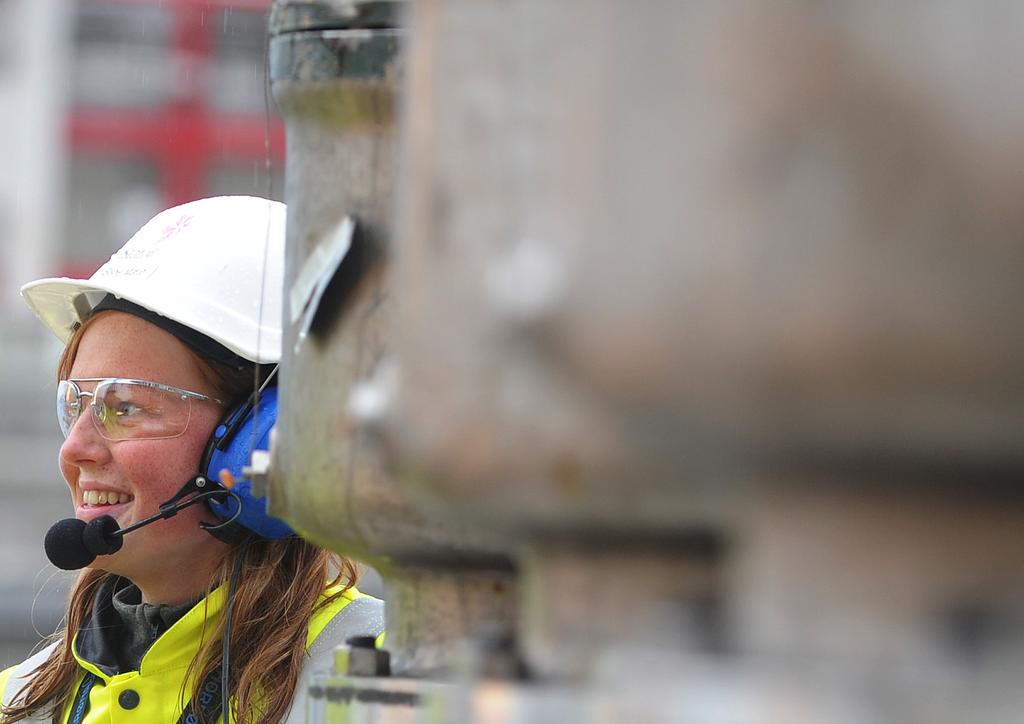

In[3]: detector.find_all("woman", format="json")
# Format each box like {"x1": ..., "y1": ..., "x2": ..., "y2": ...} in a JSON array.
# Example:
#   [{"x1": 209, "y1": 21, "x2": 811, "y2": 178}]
[{"x1": 0, "y1": 196, "x2": 383, "y2": 723}]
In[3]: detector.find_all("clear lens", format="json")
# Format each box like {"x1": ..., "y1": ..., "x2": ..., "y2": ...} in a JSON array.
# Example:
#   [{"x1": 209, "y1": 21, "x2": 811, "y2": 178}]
[
  {"x1": 92, "y1": 381, "x2": 193, "y2": 440},
  {"x1": 56, "y1": 380, "x2": 81, "y2": 438},
  {"x1": 57, "y1": 379, "x2": 194, "y2": 441}
]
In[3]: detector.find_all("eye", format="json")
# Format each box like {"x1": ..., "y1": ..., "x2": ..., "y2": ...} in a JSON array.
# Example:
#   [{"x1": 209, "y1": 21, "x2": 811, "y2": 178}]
[
  {"x1": 114, "y1": 402, "x2": 144, "y2": 418},
  {"x1": 98, "y1": 385, "x2": 153, "y2": 421}
]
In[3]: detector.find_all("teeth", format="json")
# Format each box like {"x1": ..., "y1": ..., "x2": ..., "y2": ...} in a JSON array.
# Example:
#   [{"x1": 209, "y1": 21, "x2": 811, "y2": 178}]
[{"x1": 82, "y1": 490, "x2": 132, "y2": 506}]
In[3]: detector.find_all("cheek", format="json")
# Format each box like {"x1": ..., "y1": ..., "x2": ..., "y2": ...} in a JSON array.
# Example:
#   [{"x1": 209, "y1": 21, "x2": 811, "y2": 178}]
[{"x1": 118, "y1": 430, "x2": 213, "y2": 501}]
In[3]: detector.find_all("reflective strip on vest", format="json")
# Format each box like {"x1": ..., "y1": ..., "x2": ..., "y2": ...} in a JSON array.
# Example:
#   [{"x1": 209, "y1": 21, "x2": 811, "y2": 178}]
[{"x1": 283, "y1": 595, "x2": 386, "y2": 724}]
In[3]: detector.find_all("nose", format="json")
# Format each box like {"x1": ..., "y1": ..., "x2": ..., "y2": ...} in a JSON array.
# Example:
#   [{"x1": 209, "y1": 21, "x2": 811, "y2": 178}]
[{"x1": 59, "y1": 406, "x2": 112, "y2": 468}]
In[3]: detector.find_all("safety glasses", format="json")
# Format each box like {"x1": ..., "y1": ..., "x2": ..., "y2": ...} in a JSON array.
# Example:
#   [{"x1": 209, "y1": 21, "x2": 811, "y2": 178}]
[{"x1": 58, "y1": 378, "x2": 223, "y2": 441}]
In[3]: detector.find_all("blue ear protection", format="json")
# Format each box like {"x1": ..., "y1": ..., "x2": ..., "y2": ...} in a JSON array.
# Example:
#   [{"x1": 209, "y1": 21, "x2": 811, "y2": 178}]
[{"x1": 203, "y1": 385, "x2": 294, "y2": 539}]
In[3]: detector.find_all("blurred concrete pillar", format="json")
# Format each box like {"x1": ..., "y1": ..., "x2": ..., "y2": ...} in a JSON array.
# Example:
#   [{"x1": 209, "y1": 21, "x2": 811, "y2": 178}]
[
  {"x1": 388, "y1": 0, "x2": 1024, "y2": 693},
  {"x1": 269, "y1": 0, "x2": 516, "y2": 676},
  {"x1": 283, "y1": 0, "x2": 1024, "y2": 720}
]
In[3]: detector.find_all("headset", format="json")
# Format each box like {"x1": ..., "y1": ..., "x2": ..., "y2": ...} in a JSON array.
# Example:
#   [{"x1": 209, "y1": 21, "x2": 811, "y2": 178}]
[{"x1": 201, "y1": 378, "x2": 293, "y2": 540}]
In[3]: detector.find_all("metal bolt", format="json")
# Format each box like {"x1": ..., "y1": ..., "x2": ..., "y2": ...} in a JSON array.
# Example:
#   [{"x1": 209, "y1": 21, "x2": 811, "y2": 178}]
[
  {"x1": 243, "y1": 449, "x2": 272, "y2": 498},
  {"x1": 242, "y1": 427, "x2": 276, "y2": 497},
  {"x1": 334, "y1": 636, "x2": 390, "y2": 677}
]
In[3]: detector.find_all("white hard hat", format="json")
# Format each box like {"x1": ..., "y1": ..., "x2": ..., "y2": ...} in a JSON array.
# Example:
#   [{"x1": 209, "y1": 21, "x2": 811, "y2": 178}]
[{"x1": 21, "y1": 196, "x2": 285, "y2": 365}]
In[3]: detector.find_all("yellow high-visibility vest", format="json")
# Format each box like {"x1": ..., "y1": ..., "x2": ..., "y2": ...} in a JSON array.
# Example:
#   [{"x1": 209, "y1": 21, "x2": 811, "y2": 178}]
[{"x1": 0, "y1": 582, "x2": 383, "y2": 723}]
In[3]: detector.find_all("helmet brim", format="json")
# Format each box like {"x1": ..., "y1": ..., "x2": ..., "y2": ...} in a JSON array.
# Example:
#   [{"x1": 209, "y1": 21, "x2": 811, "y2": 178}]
[
  {"x1": 20, "y1": 277, "x2": 282, "y2": 365},
  {"x1": 20, "y1": 277, "x2": 113, "y2": 345}
]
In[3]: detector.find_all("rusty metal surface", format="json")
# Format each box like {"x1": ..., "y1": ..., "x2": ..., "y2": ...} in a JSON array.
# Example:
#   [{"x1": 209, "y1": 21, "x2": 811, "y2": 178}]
[
  {"x1": 388, "y1": 0, "x2": 1024, "y2": 542},
  {"x1": 519, "y1": 542, "x2": 724, "y2": 682},
  {"x1": 733, "y1": 486, "x2": 1024, "y2": 670},
  {"x1": 285, "y1": 1, "x2": 1024, "y2": 720},
  {"x1": 270, "y1": 19, "x2": 505, "y2": 567},
  {"x1": 383, "y1": 566, "x2": 518, "y2": 677}
]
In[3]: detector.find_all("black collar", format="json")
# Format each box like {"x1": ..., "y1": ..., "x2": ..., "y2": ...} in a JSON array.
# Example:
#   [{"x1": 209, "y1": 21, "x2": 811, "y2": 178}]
[{"x1": 75, "y1": 576, "x2": 197, "y2": 676}]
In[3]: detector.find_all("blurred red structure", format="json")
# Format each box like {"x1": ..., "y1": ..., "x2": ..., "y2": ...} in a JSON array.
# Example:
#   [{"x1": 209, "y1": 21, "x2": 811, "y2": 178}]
[{"x1": 67, "y1": 0, "x2": 284, "y2": 217}]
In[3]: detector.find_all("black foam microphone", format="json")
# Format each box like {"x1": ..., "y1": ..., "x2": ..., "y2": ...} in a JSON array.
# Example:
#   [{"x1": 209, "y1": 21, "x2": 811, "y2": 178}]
[
  {"x1": 43, "y1": 475, "x2": 239, "y2": 570},
  {"x1": 44, "y1": 518, "x2": 96, "y2": 570},
  {"x1": 42, "y1": 515, "x2": 124, "y2": 570},
  {"x1": 83, "y1": 515, "x2": 124, "y2": 556}
]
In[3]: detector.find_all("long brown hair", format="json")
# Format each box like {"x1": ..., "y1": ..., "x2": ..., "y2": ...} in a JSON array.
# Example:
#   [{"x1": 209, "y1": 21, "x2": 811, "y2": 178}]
[{"x1": 2, "y1": 312, "x2": 359, "y2": 723}]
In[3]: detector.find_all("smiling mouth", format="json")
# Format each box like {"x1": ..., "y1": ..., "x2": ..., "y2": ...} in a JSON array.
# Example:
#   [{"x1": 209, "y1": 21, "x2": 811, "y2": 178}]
[{"x1": 81, "y1": 490, "x2": 133, "y2": 507}]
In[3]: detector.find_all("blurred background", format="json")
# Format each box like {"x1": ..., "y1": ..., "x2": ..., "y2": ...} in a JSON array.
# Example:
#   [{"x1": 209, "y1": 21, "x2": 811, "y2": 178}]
[
  {"x1": 3, "y1": 1, "x2": 1024, "y2": 720},
  {"x1": 0, "y1": 0, "x2": 284, "y2": 665}
]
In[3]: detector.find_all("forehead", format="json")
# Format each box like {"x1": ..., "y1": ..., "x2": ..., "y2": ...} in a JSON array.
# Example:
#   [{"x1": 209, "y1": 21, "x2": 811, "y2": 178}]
[{"x1": 68, "y1": 311, "x2": 212, "y2": 394}]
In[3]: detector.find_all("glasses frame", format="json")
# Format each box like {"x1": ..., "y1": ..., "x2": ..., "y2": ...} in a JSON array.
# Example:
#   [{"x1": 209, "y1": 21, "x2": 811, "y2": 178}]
[{"x1": 59, "y1": 377, "x2": 224, "y2": 441}]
